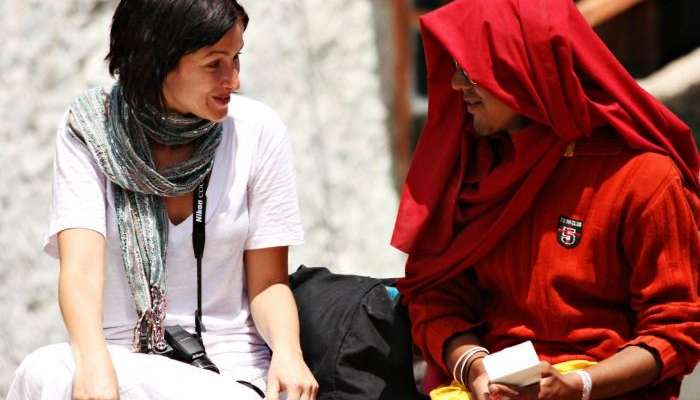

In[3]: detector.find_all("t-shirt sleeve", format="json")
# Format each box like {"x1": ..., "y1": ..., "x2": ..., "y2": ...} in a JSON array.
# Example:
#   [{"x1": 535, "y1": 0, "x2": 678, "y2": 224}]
[
  {"x1": 43, "y1": 111, "x2": 107, "y2": 258},
  {"x1": 244, "y1": 113, "x2": 304, "y2": 250}
]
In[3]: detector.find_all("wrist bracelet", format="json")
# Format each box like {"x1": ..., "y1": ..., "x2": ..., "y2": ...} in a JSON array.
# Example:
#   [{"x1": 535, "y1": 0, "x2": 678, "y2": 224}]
[
  {"x1": 464, "y1": 353, "x2": 486, "y2": 386},
  {"x1": 460, "y1": 349, "x2": 488, "y2": 387},
  {"x1": 453, "y1": 346, "x2": 489, "y2": 386},
  {"x1": 452, "y1": 349, "x2": 473, "y2": 385},
  {"x1": 574, "y1": 370, "x2": 592, "y2": 400}
]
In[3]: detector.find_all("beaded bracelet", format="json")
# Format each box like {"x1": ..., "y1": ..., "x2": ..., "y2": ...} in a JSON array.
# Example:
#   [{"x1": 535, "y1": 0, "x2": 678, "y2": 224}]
[{"x1": 574, "y1": 370, "x2": 592, "y2": 400}]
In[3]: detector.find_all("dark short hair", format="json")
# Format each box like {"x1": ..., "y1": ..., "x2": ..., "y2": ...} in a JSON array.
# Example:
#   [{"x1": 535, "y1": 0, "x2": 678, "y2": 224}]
[{"x1": 106, "y1": 0, "x2": 249, "y2": 111}]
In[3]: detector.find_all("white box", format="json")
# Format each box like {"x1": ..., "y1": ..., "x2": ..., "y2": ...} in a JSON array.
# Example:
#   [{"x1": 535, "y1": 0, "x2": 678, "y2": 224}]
[{"x1": 483, "y1": 341, "x2": 541, "y2": 387}]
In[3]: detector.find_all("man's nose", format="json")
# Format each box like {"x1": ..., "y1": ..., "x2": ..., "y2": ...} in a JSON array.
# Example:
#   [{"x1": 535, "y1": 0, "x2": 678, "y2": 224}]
[{"x1": 450, "y1": 69, "x2": 469, "y2": 91}]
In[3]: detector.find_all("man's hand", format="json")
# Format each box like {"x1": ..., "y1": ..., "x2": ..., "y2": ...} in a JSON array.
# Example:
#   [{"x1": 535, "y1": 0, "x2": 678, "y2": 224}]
[
  {"x1": 468, "y1": 371, "x2": 492, "y2": 400},
  {"x1": 265, "y1": 348, "x2": 318, "y2": 400},
  {"x1": 465, "y1": 357, "x2": 492, "y2": 400},
  {"x1": 487, "y1": 362, "x2": 583, "y2": 400}
]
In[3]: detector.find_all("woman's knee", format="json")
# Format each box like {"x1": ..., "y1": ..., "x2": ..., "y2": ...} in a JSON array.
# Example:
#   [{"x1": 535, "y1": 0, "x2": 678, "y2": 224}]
[{"x1": 12, "y1": 343, "x2": 73, "y2": 391}]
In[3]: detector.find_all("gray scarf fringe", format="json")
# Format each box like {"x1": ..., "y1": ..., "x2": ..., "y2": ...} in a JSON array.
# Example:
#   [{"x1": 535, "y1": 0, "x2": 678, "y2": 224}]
[{"x1": 67, "y1": 84, "x2": 222, "y2": 352}]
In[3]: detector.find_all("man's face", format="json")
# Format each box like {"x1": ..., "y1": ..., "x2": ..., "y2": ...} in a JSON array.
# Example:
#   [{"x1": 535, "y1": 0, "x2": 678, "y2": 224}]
[{"x1": 451, "y1": 65, "x2": 525, "y2": 136}]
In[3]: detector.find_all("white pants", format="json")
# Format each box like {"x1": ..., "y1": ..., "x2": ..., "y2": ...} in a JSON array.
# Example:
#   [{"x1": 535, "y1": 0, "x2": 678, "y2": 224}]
[{"x1": 7, "y1": 343, "x2": 268, "y2": 400}]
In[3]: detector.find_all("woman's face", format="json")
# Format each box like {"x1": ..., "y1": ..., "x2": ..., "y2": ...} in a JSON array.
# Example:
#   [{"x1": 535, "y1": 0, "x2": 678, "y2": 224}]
[
  {"x1": 162, "y1": 22, "x2": 245, "y2": 122},
  {"x1": 451, "y1": 65, "x2": 525, "y2": 136}
]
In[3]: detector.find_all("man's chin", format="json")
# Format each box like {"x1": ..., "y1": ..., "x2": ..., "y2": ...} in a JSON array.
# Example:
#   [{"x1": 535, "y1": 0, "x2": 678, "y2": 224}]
[{"x1": 472, "y1": 123, "x2": 494, "y2": 137}]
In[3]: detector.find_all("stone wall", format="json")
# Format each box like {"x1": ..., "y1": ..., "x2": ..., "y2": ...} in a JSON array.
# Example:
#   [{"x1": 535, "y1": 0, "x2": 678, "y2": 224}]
[{"x1": 0, "y1": 0, "x2": 404, "y2": 393}]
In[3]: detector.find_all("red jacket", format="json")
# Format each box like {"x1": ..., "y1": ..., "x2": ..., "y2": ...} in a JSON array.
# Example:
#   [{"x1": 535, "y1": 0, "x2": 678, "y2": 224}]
[{"x1": 410, "y1": 136, "x2": 700, "y2": 398}]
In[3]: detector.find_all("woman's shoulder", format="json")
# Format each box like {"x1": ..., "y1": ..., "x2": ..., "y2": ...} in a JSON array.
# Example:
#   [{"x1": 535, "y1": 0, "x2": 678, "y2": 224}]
[
  {"x1": 224, "y1": 95, "x2": 288, "y2": 147},
  {"x1": 225, "y1": 95, "x2": 285, "y2": 130},
  {"x1": 68, "y1": 86, "x2": 111, "y2": 111},
  {"x1": 58, "y1": 86, "x2": 111, "y2": 145}
]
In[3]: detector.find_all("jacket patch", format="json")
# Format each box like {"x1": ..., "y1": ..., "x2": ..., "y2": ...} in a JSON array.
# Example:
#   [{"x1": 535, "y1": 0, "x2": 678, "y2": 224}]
[{"x1": 557, "y1": 216, "x2": 583, "y2": 248}]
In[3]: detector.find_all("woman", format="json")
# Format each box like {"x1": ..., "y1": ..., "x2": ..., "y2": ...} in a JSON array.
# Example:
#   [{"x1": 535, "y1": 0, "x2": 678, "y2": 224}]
[
  {"x1": 391, "y1": 0, "x2": 700, "y2": 399},
  {"x1": 8, "y1": 1, "x2": 317, "y2": 399}
]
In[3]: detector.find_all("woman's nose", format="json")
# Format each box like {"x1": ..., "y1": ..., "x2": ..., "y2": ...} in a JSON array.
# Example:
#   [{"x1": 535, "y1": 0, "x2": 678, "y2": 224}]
[{"x1": 222, "y1": 66, "x2": 240, "y2": 92}]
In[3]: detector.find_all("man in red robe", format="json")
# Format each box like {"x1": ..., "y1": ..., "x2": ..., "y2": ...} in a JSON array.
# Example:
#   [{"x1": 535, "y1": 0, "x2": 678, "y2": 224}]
[{"x1": 391, "y1": 0, "x2": 700, "y2": 399}]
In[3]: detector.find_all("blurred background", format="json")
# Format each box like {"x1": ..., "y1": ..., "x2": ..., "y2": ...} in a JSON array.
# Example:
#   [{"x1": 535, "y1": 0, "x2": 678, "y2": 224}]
[{"x1": 0, "y1": 0, "x2": 698, "y2": 397}]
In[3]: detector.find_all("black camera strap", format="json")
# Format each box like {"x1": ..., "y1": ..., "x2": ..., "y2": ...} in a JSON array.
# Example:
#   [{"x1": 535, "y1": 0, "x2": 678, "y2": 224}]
[{"x1": 192, "y1": 175, "x2": 210, "y2": 339}]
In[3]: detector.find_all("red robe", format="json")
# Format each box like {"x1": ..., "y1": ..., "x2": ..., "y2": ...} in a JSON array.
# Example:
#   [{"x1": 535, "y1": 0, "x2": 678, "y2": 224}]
[
  {"x1": 391, "y1": 1, "x2": 700, "y2": 397},
  {"x1": 411, "y1": 134, "x2": 700, "y2": 398}
]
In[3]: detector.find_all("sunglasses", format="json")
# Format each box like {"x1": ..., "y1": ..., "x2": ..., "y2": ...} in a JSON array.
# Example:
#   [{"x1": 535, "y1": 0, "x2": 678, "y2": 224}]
[{"x1": 453, "y1": 60, "x2": 478, "y2": 87}]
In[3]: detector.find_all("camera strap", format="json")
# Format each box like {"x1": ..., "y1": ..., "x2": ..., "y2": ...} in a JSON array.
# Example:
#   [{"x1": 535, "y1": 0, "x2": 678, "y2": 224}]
[{"x1": 192, "y1": 175, "x2": 210, "y2": 339}]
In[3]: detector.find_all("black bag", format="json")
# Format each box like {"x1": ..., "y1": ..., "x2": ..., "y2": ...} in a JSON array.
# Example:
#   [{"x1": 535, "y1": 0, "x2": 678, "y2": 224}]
[{"x1": 289, "y1": 266, "x2": 427, "y2": 400}]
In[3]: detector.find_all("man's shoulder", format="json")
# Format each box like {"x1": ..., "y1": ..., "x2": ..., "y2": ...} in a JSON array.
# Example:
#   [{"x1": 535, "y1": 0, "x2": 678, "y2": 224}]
[
  {"x1": 608, "y1": 151, "x2": 681, "y2": 211},
  {"x1": 620, "y1": 151, "x2": 678, "y2": 184},
  {"x1": 626, "y1": 151, "x2": 677, "y2": 172},
  {"x1": 566, "y1": 140, "x2": 680, "y2": 205},
  {"x1": 628, "y1": 150, "x2": 682, "y2": 192},
  {"x1": 572, "y1": 132, "x2": 678, "y2": 185}
]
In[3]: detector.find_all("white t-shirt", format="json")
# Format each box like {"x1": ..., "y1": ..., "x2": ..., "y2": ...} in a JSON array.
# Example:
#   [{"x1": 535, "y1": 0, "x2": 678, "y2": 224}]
[{"x1": 44, "y1": 93, "x2": 304, "y2": 382}]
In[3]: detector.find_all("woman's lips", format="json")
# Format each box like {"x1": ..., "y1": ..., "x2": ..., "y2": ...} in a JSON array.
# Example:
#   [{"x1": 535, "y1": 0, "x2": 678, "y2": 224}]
[{"x1": 213, "y1": 95, "x2": 231, "y2": 107}]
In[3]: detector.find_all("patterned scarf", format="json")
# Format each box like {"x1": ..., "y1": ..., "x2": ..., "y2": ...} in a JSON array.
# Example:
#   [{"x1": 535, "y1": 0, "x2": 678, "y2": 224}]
[{"x1": 67, "y1": 84, "x2": 222, "y2": 352}]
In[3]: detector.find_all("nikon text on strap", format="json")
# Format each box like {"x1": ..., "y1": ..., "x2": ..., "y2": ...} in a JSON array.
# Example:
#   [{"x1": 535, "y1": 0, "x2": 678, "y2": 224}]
[{"x1": 193, "y1": 175, "x2": 210, "y2": 338}]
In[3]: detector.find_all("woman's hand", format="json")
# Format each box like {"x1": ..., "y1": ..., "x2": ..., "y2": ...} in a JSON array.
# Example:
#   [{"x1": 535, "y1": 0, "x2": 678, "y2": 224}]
[
  {"x1": 265, "y1": 348, "x2": 318, "y2": 400},
  {"x1": 244, "y1": 247, "x2": 318, "y2": 398},
  {"x1": 245, "y1": 247, "x2": 318, "y2": 399},
  {"x1": 71, "y1": 347, "x2": 119, "y2": 400},
  {"x1": 487, "y1": 362, "x2": 582, "y2": 400}
]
